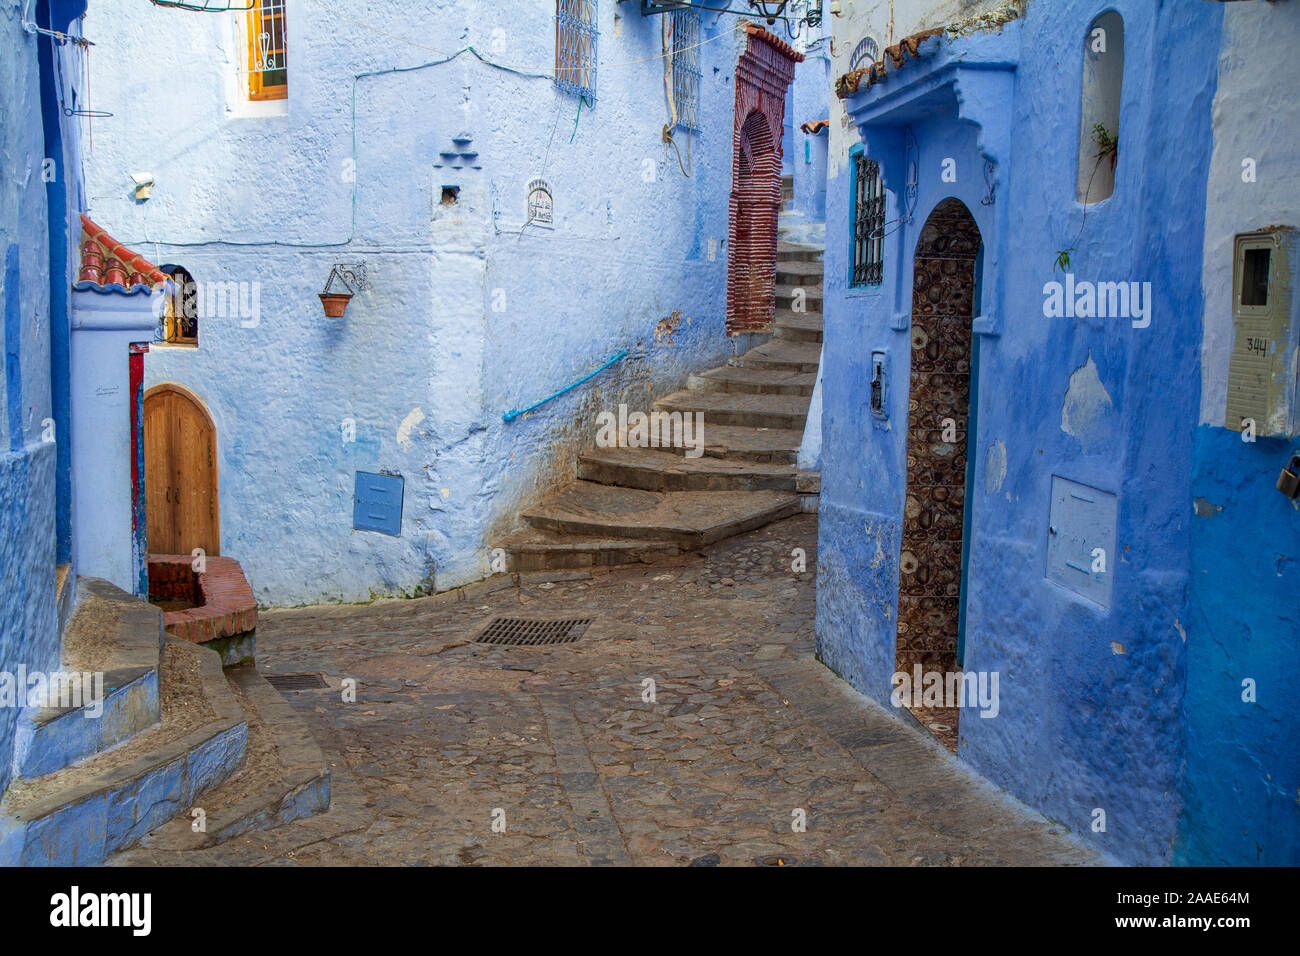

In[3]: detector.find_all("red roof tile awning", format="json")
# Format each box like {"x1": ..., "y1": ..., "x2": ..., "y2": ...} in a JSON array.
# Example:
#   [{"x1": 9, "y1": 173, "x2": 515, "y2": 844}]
[{"x1": 76, "y1": 213, "x2": 168, "y2": 292}]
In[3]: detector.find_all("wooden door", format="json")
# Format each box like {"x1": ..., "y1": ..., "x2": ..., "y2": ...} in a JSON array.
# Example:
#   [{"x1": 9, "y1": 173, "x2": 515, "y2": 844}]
[{"x1": 144, "y1": 384, "x2": 219, "y2": 556}]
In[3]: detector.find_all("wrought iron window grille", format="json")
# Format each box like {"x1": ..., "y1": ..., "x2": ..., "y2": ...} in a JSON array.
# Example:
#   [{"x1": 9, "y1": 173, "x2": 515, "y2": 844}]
[
  {"x1": 851, "y1": 153, "x2": 885, "y2": 288},
  {"x1": 556, "y1": 0, "x2": 599, "y2": 100},
  {"x1": 671, "y1": 7, "x2": 701, "y2": 132}
]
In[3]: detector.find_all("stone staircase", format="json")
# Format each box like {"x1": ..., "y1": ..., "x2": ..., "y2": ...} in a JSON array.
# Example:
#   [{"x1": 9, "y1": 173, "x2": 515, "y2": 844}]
[
  {"x1": 0, "y1": 577, "x2": 329, "y2": 866},
  {"x1": 498, "y1": 238, "x2": 824, "y2": 572}
]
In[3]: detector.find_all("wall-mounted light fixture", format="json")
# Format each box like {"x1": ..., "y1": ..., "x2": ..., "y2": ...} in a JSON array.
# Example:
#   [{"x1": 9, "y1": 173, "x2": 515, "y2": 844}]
[
  {"x1": 131, "y1": 172, "x2": 154, "y2": 202},
  {"x1": 319, "y1": 263, "x2": 367, "y2": 318}
]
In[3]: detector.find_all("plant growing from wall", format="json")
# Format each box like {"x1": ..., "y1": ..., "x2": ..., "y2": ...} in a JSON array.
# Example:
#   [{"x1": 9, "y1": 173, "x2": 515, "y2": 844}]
[{"x1": 1054, "y1": 123, "x2": 1119, "y2": 272}]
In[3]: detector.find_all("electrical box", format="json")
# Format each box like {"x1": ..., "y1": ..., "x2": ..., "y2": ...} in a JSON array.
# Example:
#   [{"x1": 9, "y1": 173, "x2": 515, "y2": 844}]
[
  {"x1": 353, "y1": 471, "x2": 404, "y2": 536},
  {"x1": 1225, "y1": 229, "x2": 1299, "y2": 438},
  {"x1": 1045, "y1": 476, "x2": 1117, "y2": 609}
]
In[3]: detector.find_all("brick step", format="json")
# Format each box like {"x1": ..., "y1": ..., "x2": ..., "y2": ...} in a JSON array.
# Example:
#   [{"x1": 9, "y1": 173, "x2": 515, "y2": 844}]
[
  {"x1": 12, "y1": 579, "x2": 162, "y2": 779},
  {"x1": 0, "y1": 636, "x2": 247, "y2": 866},
  {"x1": 775, "y1": 285, "x2": 823, "y2": 312},
  {"x1": 121, "y1": 664, "x2": 330, "y2": 855},
  {"x1": 773, "y1": 309, "x2": 824, "y2": 344},
  {"x1": 655, "y1": 390, "x2": 809, "y2": 430},
  {"x1": 522, "y1": 482, "x2": 801, "y2": 549},
  {"x1": 689, "y1": 364, "x2": 815, "y2": 396},
  {"x1": 495, "y1": 528, "x2": 681, "y2": 572},
  {"x1": 578, "y1": 447, "x2": 798, "y2": 492},
  {"x1": 730, "y1": 338, "x2": 822, "y2": 373}
]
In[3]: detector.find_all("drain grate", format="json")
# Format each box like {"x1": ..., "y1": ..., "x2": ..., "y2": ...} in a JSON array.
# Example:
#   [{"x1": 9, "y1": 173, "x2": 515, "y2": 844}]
[
  {"x1": 265, "y1": 672, "x2": 328, "y2": 691},
  {"x1": 474, "y1": 617, "x2": 593, "y2": 647}
]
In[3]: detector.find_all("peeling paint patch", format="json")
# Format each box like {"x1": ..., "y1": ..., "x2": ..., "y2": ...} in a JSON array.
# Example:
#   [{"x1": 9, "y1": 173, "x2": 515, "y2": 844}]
[
  {"x1": 985, "y1": 439, "x2": 1007, "y2": 493},
  {"x1": 1193, "y1": 496, "x2": 1223, "y2": 517},
  {"x1": 396, "y1": 406, "x2": 426, "y2": 449},
  {"x1": 655, "y1": 310, "x2": 685, "y2": 346},
  {"x1": 1111, "y1": 641, "x2": 1126, "y2": 655},
  {"x1": 1061, "y1": 354, "x2": 1114, "y2": 453},
  {"x1": 1174, "y1": 619, "x2": 1186, "y2": 642}
]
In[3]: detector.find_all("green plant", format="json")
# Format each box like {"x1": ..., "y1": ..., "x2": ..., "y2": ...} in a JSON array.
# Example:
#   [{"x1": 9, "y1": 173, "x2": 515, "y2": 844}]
[{"x1": 1053, "y1": 125, "x2": 1118, "y2": 271}]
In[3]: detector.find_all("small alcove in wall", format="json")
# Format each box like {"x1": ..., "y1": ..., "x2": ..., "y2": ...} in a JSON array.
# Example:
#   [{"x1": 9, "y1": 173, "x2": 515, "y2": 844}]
[{"x1": 1076, "y1": 10, "x2": 1124, "y2": 204}]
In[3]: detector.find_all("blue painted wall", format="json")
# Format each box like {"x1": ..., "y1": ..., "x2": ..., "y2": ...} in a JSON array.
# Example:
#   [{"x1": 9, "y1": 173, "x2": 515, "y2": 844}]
[
  {"x1": 817, "y1": 0, "x2": 1249, "y2": 865},
  {"x1": 0, "y1": 0, "x2": 84, "y2": 798},
  {"x1": 1176, "y1": 0, "x2": 1300, "y2": 866},
  {"x1": 82, "y1": 0, "x2": 746, "y2": 606}
]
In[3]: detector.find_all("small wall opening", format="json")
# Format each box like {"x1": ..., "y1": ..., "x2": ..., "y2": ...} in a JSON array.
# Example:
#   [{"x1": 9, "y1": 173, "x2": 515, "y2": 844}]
[{"x1": 1076, "y1": 10, "x2": 1124, "y2": 204}]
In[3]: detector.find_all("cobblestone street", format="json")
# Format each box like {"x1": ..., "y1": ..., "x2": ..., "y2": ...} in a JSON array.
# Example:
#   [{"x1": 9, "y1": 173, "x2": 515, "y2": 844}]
[{"x1": 117, "y1": 516, "x2": 1099, "y2": 867}]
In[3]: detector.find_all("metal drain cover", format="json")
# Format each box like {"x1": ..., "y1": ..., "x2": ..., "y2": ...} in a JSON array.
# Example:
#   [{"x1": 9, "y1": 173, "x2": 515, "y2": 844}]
[
  {"x1": 265, "y1": 672, "x2": 328, "y2": 691},
  {"x1": 474, "y1": 618, "x2": 593, "y2": 646}
]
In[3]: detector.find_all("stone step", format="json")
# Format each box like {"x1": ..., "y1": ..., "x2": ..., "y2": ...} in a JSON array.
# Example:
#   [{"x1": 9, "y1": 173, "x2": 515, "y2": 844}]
[
  {"x1": 522, "y1": 482, "x2": 801, "y2": 549},
  {"x1": 777, "y1": 241, "x2": 824, "y2": 263},
  {"x1": 689, "y1": 364, "x2": 815, "y2": 396},
  {"x1": 12, "y1": 579, "x2": 163, "y2": 778},
  {"x1": 578, "y1": 447, "x2": 798, "y2": 492},
  {"x1": 775, "y1": 259, "x2": 825, "y2": 288},
  {"x1": 651, "y1": 422, "x2": 803, "y2": 463},
  {"x1": 655, "y1": 390, "x2": 808, "y2": 431},
  {"x1": 127, "y1": 664, "x2": 330, "y2": 853},
  {"x1": 730, "y1": 338, "x2": 822, "y2": 373},
  {"x1": 0, "y1": 636, "x2": 247, "y2": 866},
  {"x1": 775, "y1": 285, "x2": 822, "y2": 312},
  {"x1": 773, "y1": 309, "x2": 824, "y2": 344},
  {"x1": 496, "y1": 528, "x2": 681, "y2": 572}
]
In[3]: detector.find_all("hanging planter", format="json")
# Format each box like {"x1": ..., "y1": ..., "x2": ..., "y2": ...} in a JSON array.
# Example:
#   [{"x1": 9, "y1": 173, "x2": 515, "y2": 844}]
[
  {"x1": 318, "y1": 263, "x2": 367, "y2": 318},
  {"x1": 318, "y1": 291, "x2": 352, "y2": 317}
]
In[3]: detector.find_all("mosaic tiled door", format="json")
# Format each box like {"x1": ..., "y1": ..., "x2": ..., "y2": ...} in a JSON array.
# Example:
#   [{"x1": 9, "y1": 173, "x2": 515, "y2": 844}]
[{"x1": 897, "y1": 198, "x2": 981, "y2": 677}]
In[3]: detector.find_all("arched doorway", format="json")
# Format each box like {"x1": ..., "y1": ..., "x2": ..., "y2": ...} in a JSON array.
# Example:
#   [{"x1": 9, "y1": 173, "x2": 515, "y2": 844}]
[
  {"x1": 897, "y1": 197, "x2": 981, "y2": 750},
  {"x1": 144, "y1": 383, "x2": 219, "y2": 556}
]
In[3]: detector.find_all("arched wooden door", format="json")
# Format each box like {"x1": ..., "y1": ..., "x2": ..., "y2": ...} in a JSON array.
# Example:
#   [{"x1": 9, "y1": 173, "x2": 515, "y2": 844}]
[{"x1": 144, "y1": 384, "x2": 219, "y2": 556}]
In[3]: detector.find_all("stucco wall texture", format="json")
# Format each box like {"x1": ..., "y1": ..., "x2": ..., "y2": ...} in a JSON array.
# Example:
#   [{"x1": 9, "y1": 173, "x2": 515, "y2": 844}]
[
  {"x1": 813, "y1": 0, "x2": 1300, "y2": 866},
  {"x1": 83, "y1": 1, "x2": 747, "y2": 606}
]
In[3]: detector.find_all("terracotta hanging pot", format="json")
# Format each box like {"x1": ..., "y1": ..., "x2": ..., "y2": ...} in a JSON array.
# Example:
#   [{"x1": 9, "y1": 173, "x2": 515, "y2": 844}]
[{"x1": 319, "y1": 291, "x2": 352, "y2": 318}]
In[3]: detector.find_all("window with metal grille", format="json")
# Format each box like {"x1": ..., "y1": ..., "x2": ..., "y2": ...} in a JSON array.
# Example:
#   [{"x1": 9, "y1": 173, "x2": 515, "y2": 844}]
[
  {"x1": 247, "y1": 0, "x2": 287, "y2": 101},
  {"x1": 851, "y1": 151, "x2": 884, "y2": 287},
  {"x1": 556, "y1": 0, "x2": 598, "y2": 100},
  {"x1": 671, "y1": 7, "x2": 701, "y2": 131}
]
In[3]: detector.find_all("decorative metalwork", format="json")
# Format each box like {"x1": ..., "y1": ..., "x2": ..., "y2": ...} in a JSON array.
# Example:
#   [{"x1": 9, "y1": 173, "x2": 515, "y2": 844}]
[
  {"x1": 671, "y1": 7, "x2": 701, "y2": 132},
  {"x1": 849, "y1": 34, "x2": 879, "y2": 71},
  {"x1": 981, "y1": 157, "x2": 997, "y2": 206},
  {"x1": 852, "y1": 154, "x2": 885, "y2": 287},
  {"x1": 903, "y1": 125, "x2": 919, "y2": 225},
  {"x1": 323, "y1": 263, "x2": 367, "y2": 295},
  {"x1": 248, "y1": 0, "x2": 287, "y2": 98},
  {"x1": 556, "y1": 0, "x2": 599, "y2": 100}
]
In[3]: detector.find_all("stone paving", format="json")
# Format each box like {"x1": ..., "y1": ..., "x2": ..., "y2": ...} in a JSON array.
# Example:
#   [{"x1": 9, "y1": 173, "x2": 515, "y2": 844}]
[{"x1": 116, "y1": 515, "x2": 1101, "y2": 867}]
